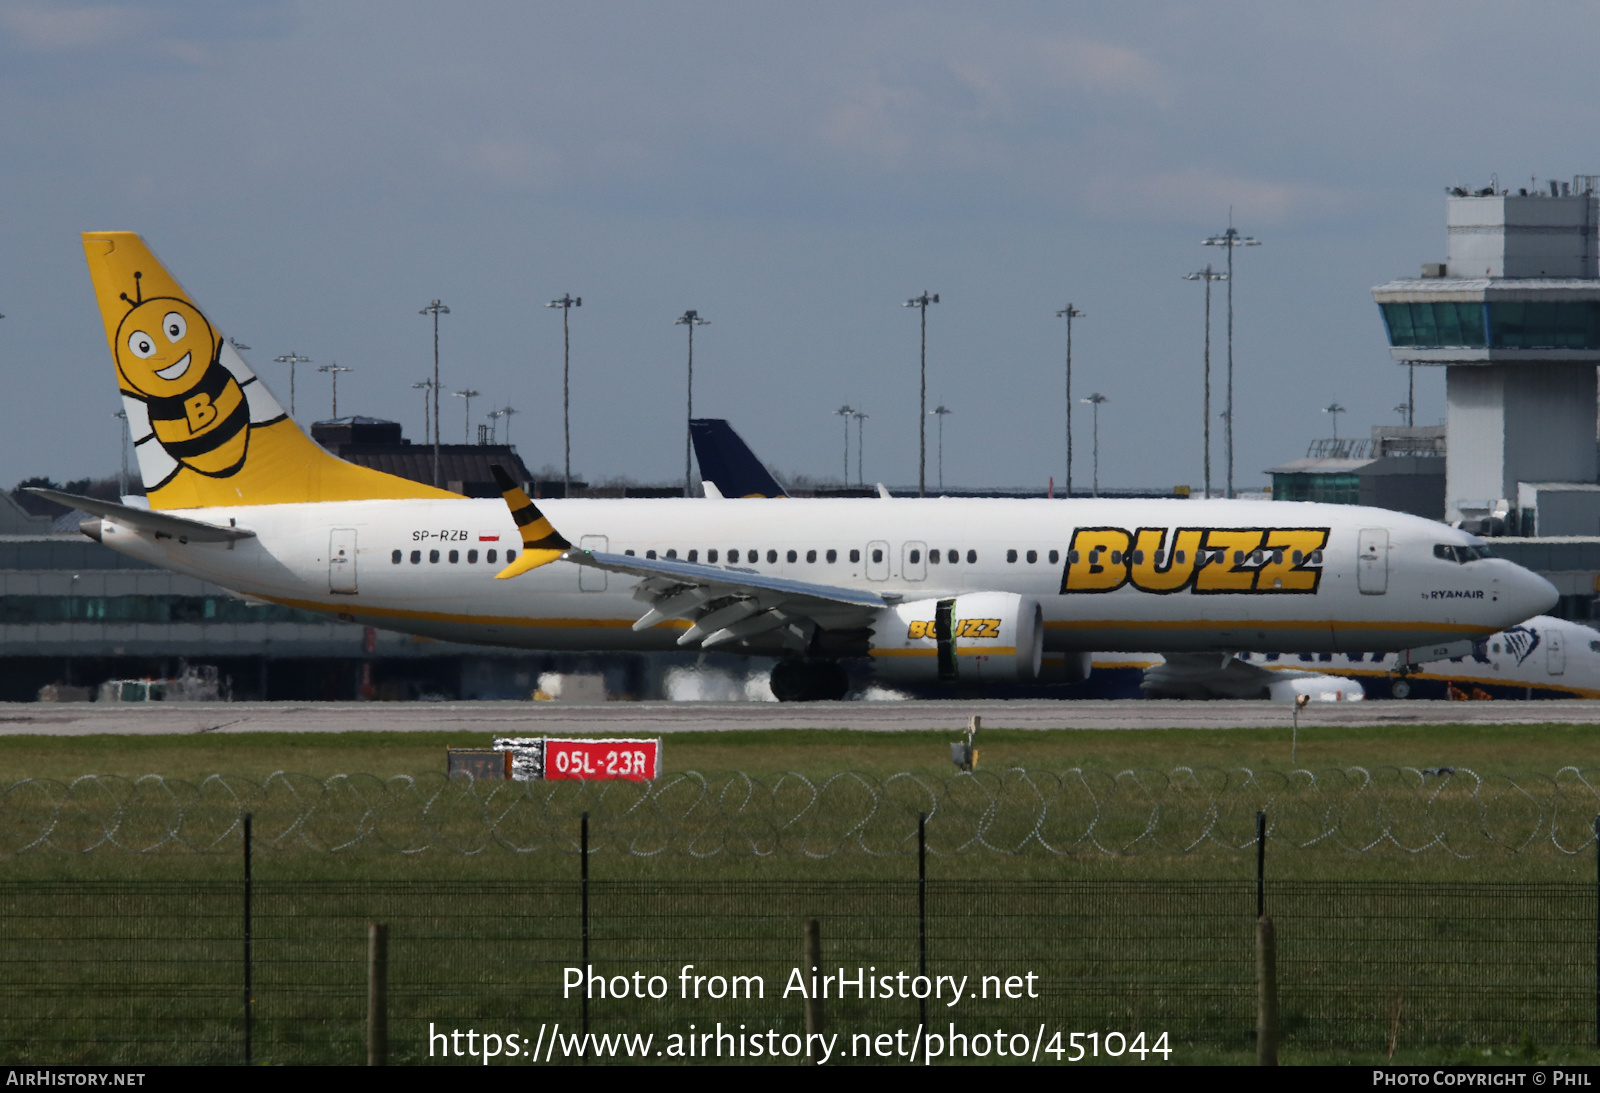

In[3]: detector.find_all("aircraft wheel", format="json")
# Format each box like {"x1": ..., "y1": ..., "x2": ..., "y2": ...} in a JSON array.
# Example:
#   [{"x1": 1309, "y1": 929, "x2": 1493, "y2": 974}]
[
  {"x1": 1390, "y1": 677, "x2": 1412, "y2": 699},
  {"x1": 770, "y1": 660, "x2": 812, "y2": 702},
  {"x1": 812, "y1": 660, "x2": 849, "y2": 701}
]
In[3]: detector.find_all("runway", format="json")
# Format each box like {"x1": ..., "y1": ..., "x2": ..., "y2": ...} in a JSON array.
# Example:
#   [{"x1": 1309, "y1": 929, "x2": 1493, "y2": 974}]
[{"x1": 2, "y1": 699, "x2": 1598, "y2": 735}]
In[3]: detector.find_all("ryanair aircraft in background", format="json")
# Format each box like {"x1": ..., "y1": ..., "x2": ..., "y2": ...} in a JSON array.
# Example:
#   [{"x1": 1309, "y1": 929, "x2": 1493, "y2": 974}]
[{"x1": 43, "y1": 233, "x2": 1560, "y2": 701}]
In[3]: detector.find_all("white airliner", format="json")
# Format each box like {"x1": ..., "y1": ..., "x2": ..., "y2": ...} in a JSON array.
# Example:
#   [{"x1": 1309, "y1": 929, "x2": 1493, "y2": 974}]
[
  {"x1": 1237, "y1": 614, "x2": 1600, "y2": 700},
  {"x1": 43, "y1": 232, "x2": 1560, "y2": 701}
]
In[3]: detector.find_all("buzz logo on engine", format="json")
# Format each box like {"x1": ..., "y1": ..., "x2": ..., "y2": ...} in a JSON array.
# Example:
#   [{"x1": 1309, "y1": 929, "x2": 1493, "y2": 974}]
[
  {"x1": 1059, "y1": 527, "x2": 1329, "y2": 596},
  {"x1": 908, "y1": 618, "x2": 1001, "y2": 640}
]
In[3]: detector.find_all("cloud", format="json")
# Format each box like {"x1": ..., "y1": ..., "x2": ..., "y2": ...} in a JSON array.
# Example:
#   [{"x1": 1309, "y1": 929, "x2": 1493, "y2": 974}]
[
  {"x1": 1085, "y1": 165, "x2": 1345, "y2": 225},
  {"x1": 0, "y1": 1, "x2": 140, "y2": 51}
]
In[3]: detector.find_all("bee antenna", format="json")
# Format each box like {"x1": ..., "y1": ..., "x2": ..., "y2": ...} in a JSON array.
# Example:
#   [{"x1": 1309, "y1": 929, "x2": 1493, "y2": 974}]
[{"x1": 119, "y1": 272, "x2": 144, "y2": 308}]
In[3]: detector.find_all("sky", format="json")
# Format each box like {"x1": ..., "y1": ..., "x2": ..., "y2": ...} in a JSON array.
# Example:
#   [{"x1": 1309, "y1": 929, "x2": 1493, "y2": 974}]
[{"x1": 2, "y1": 1, "x2": 1597, "y2": 494}]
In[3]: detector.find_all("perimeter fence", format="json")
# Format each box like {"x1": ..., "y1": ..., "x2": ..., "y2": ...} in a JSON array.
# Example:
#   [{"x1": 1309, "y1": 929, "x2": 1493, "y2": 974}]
[
  {"x1": 4, "y1": 766, "x2": 1600, "y2": 858},
  {"x1": 0, "y1": 875, "x2": 1594, "y2": 1064}
]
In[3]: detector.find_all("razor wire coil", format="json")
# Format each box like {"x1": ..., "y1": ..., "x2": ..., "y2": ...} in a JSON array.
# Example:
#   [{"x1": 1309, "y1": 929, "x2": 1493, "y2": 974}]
[{"x1": 2, "y1": 767, "x2": 1598, "y2": 858}]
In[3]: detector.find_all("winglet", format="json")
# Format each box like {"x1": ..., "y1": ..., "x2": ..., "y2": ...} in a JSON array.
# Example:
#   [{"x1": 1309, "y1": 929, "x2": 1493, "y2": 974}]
[{"x1": 491, "y1": 464, "x2": 572, "y2": 579}]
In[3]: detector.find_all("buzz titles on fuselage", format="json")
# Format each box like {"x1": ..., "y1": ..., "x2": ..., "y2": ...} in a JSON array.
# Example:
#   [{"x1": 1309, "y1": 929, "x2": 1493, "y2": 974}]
[
  {"x1": 114, "y1": 271, "x2": 250, "y2": 483},
  {"x1": 1059, "y1": 526, "x2": 1331, "y2": 596}
]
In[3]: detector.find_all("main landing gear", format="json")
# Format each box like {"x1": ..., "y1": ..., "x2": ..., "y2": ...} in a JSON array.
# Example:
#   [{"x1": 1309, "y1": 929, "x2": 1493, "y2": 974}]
[{"x1": 770, "y1": 659, "x2": 849, "y2": 702}]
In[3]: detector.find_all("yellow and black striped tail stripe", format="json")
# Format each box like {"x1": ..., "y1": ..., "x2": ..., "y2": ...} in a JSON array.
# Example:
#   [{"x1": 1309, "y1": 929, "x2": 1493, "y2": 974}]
[{"x1": 491, "y1": 464, "x2": 572, "y2": 579}]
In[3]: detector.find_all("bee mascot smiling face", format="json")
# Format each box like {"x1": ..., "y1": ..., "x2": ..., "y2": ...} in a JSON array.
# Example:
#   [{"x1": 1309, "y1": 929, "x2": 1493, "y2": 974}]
[{"x1": 114, "y1": 273, "x2": 249, "y2": 478}]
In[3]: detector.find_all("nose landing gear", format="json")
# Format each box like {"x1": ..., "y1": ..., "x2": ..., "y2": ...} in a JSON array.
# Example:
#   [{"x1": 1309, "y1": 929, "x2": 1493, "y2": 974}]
[{"x1": 770, "y1": 658, "x2": 849, "y2": 702}]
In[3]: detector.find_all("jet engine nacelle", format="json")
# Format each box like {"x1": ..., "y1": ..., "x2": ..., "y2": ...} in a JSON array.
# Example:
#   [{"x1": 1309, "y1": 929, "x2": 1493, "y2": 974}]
[{"x1": 871, "y1": 592, "x2": 1044, "y2": 684}]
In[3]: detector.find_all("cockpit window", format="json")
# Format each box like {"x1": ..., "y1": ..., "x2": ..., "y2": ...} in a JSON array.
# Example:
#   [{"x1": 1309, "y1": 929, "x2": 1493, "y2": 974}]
[{"x1": 1434, "y1": 543, "x2": 1491, "y2": 564}]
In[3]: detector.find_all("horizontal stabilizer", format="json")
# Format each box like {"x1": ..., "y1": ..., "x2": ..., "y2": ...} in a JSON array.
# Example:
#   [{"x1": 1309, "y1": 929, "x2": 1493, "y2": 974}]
[{"x1": 28, "y1": 488, "x2": 255, "y2": 542}]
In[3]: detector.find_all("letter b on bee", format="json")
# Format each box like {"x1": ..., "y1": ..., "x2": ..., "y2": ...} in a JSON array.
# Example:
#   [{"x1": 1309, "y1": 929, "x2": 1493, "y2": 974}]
[{"x1": 184, "y1": 392, "x2": 218, "y2": 433}]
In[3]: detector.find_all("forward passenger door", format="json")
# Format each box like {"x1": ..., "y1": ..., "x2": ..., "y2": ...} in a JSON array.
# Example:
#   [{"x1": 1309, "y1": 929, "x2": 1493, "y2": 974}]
[
  {"x1": 1357, "y1": 528, "x2": 1388, "y2": 595},
  {"x1": 329, "y1": 529, "x2": 357, "y2": 595}
]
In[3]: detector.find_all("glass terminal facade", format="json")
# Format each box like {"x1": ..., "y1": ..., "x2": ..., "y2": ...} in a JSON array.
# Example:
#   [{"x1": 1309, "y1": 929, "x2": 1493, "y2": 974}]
[
  {"x1": 1380, "y1": 300, "x2": 1600, "y2": 349},
  {"x1": 1270, "y1": 471, "x2": 1362, "y2": 505}
]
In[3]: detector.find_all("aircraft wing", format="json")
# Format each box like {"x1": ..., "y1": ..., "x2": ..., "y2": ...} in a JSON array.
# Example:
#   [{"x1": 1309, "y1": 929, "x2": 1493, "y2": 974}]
[
  {"x1": 26, "y1": 488, "x2": 256, "y2": 543},
  {"x1": 567, "y1": 549, "x2": 886, "y2": 650}
]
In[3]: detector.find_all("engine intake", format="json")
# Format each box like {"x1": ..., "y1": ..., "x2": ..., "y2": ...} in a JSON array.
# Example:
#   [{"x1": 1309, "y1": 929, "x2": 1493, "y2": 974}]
[{"x1": 871, "y1": 592, "x2": 1044, "y2": 684}]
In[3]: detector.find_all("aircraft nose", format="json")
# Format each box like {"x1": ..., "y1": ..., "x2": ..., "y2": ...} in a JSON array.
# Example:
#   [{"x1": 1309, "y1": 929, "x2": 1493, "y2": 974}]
[{"x1": 1498, "y1": 561, "x2": 1558, "y2": 622}]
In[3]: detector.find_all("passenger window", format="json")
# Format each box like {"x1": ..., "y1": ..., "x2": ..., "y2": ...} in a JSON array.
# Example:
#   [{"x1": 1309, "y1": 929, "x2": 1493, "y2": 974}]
[
  {"x1": 665, "y1": 549, "x2": 677, "y2": 559},
  {"x1": 429, "y1": 550, "x2": 440, "y2": 564},
  {"x1": 1250, "y1": 550, "x2": 1262, "y2": 564},
  {"x1": 806, "y1": 549, "x2": 817, "y2": 563},
  {"x1": 850, "y1": 549, "x2": 860, "y2": 563},
  {"x1": 688, "y1": 549, "x2": 698, "y2": 562},
  {"x1": 767, "y1": 549, "x2": 778, "y2": 563},
  {"x1": 646, "y1": 550, "x2": 657, "y2": 560},
  {"x1": 448, "y1": 549, "x2": 459, "y2": 563},
  {"x1": 1175, "y1": 551, "x2": 1185, "y2": 564},
  {"x1": 391, "y1": 550, "x2": 402, "y2": 564},
  {"x1": 468, "y1": 549, "x2": 478, "y2": 563},
  {"x1": 1233, "y1": 551, "x2": 1244, "y2": 565},
  {"x1": 871, "y1": 548, "x2": 883, "y2": 564},
  {"x1": 487, "y1": 549, "x2": 498, "y2": 563},
  {"x1": 1272, "y1": 551, "x2": 1283, "y2": 565},
  {"x1": 1006, "y1": 549, "x2": 1017, "y2": 563},
  {"x1": 787, "y1": 549, "x2": 797, "y2": 563},
  {"x1": 1048, "y1": 550, "x2": 1059, "y2": 564},
  {"x1": 623, "y1": 549, "x2": 634, "y2": 556},
  {"x1": 1133, "y1": 550, "x2": 1145, "y2": 564},
  {"x1": 708, "y1": 549, "x2": 719, "y2": 563},
  {"x1": 1492, "y1": 643, "x2": 1501, "y2": 653},
  {"x1": 410, "y1": 550, "x2": 421, "y2": 564},
  {"x1": 1293, "y1": 550, "x2": 1303, "y2": 564},
  {"x1": 967, "y1": 549, "x2": 976, "y2": 564},
  {"x1": 930, "y1": 550, "x2": 941, "y2": 564},
  {"x1": 1026, "y1": 550, "x2": 1037, "y2": 563},
  {"x1": 1068, "y1": 550, "x2": 1079, "y2": 564},
  {"x1": 1110, "y1": 551, "x2": 1122, "y2": 566},
  {"x1": 506, "y1": 550, "x2": 517, "y2": 563},
  {"x1": 909, "y1": 549, "x2": 921, "y2": 564},
  {"x1": 1311, "y1": 550, "x2": 1323, "y2": 564},
  {"x1": 727, "y1": 549, "x2": 738, "y2": 563},
  {"x1": 826, "y1": 549, "x2": 837, "y2": 563}
]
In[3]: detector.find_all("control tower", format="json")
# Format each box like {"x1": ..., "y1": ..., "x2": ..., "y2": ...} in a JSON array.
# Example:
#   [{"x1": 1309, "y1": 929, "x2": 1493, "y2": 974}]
[{"x1": 1372, "y1": 178, "x2": 1600, "y2": 526}]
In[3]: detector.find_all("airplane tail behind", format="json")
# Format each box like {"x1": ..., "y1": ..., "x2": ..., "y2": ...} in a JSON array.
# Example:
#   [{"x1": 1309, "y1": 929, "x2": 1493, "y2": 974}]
[
  {"x1": 83, "y1": 232, "x2": 456, "y2": 510},
  {"x1": 690, "y1": 418, "x2": 788, "y2": 498}
]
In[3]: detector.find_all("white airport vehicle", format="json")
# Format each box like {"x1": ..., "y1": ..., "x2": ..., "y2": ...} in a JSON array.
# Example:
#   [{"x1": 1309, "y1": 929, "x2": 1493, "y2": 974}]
[
  {"x1": 47, "y1": 233, "x2": 1559, "y2": 701},
  {"x1": 1238, "y1": 614, "x2": 1600, "y2": 700}
]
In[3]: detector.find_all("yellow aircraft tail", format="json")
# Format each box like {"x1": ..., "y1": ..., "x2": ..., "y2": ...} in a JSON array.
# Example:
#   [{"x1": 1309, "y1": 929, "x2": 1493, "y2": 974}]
[{"x1": 83, "y1": 232, "x2": 457, "y2": 509}]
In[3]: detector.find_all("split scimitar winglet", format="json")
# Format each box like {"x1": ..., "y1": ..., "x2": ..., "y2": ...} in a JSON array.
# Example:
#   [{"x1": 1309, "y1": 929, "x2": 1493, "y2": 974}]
[{"x1": 490, "y1": 464, "x2": 572, "y2": 579}]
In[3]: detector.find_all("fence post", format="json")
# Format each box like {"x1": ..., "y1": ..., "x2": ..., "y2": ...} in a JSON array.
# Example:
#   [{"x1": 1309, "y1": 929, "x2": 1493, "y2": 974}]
[
  {"x1": 918, "y1": 811, "x2": 927, "y2": 1032},
  {"x1": 1255, "y1": 810, "x2": 1278, "y2": 1066},
  {"x1": 243, "y1": 811, "x2": 253, "y2": 1066},
  {"x1": 581, "y1": 810, "x2": 590, "y2": 1062},
  {"x1": 368, "y1": 924, "x2": 388, "y2": 1066},
  {"x1": 804, "y1": 918, "x2": 823, "y2": 1064}
]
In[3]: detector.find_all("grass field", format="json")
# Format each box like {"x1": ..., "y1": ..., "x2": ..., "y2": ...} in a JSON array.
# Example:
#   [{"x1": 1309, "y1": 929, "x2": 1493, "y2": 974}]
[{"x1": 3, "y1": 720, "x2": 1600, "y2": 1064}]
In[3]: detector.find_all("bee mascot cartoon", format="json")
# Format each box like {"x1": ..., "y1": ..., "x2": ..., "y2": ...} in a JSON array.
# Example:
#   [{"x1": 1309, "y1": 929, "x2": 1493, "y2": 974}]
[{"x1": 114, "y1": 271, "x2": 253, "y2": 481}]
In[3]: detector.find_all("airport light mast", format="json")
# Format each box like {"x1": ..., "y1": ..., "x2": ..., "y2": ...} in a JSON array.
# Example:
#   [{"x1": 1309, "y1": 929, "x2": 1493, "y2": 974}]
[
  {"x1": 834, "y1": 405, "x2": 855, "y2": 484},
  {"x1": 675, "y1": 310, "x2": 710, "y2": 497},
  {"x1": 853, "y1": 410, "x2": 868, "y2": 487},
  {"x1": 411, "y1": 379, "x2": 438, "y2": 445},
  {"x1": 272, "y1": 352, "x2": 311, "y2": 419},
  {"x1": 419, "y1": 299, "x2": 450, "y2": 486},
  {"x1": 930, "y1": 404, "x2": 952, "y2": 491},
  {"x1": 1203, "y1": 222, "x2": 1260, "y2": 498},
  {"x1": 1055, "y1": 303, "x2": 1084, "y2": 497},
  {"x1": 1322, "y1": 402, "x2": 1347, "y2": 441},
  {"x1": 112, "y1": 410, "x2": 129, "y2": 497},
  {"x1": 499, "y1": 405, "x2": 518, "y2": 446},
  {"x1": 453, "y1": 389, "x2": 480, "y2": 443},
  {"x1": 903, "y1": 292, "x2": 939, "y2": 497},
  {"x1": 546, "y1": 294, "x2": 581, "y2": 496},
  {"x1": 317, "y1": 362, "x2": 351, "y2": 419},
  {"x1": 1182, "y1": 266, "x2": 1226, "y2": 498},
  {"x1": 1081, "y1": 392, "x2": 1109, "y2": 498}
]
